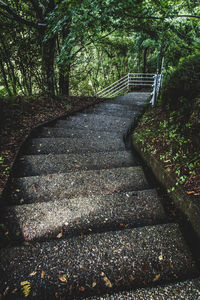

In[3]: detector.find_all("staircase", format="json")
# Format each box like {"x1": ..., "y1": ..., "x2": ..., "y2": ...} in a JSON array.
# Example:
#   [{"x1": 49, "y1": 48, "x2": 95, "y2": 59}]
[{"x1": 0, "y1": 92, "x2": 199, "y2": 299}]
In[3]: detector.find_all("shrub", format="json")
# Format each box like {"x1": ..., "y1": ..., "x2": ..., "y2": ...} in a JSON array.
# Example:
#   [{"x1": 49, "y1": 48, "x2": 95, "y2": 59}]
[{"x1": 161, "y1": 53, "x2": 200, "y2": 108}]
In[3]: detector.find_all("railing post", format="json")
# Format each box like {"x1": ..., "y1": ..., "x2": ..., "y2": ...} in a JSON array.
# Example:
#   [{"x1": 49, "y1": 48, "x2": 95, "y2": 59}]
[
  {"x1": 151, "y1": 74, "x2": 158, "y2": 106},
  {"x1": 127, "y1": 73, "x2": 130, "y2": 91}
]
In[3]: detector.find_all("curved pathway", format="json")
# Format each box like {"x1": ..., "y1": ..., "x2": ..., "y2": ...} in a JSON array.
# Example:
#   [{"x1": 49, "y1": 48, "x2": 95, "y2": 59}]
[{"x1": 0, "y1": 92, "x2": 199, "y2": 299}]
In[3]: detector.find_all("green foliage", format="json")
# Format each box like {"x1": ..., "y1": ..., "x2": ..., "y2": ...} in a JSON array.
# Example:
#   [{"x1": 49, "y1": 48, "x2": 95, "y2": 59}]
[
  {"x1": 3, "y1": 167, "x2": 10, "y2": 175},
  {"x1": 0, "y1": 0, "x2": 200, "y2": 96},
  {"x1": 161, "y1": 53, "x2": 200, "y2": 107}
]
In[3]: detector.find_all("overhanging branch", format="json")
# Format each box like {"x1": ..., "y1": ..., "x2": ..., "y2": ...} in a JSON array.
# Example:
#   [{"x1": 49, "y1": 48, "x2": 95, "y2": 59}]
[{"x1": 0, "y1": 0, "x2": 46, "y2": 27}]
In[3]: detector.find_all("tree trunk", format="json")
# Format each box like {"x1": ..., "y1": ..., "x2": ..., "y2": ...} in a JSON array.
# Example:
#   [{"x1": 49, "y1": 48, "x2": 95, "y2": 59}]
[
  {"x1": 58, "y1": 28, "x2": 71, "y2": 96},
  {"x1": 41, "y1": 35, "x2": 57, "y2": 96},
  {"x1": 143, "y1": 47, "x2": 148, "y2": 73},
  {"x1": 59, "y1": 63, "x2": 70, "y2": 95},
  {"x1": 0, "y1": 60, "x2": 12, "y2": 96}
]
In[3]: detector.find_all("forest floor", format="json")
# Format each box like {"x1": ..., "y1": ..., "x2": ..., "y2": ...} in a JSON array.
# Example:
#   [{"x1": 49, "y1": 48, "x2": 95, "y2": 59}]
[
  {"x1": 133, "y1": 100, "x2": 200, "y2": 202},
  {"x1": 0, "y1": 95, "x2": 103, "y2": 194}
]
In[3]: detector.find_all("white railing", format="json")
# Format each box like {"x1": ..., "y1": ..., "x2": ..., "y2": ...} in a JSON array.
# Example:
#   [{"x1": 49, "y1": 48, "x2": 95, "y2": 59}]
[{"x1": 95, "y1": 72, "x2": 162, "y2": 106}]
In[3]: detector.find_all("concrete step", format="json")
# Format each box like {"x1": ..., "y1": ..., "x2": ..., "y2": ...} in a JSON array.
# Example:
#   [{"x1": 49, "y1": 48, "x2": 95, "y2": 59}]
[
  {"x1": 91, "y1": 102, "x2": 144, "y2": 112},
  {"x1": 82, "y1": 105, "x2": 141, "y2": 118},
  {"x1": 82, "y1": 109, "x2": 136, "y2": 119},
  {"x1": 32, "y1": 127, "x2": 122, "y2": 139},
  {"x1": 85, "y1": 277, "x2": 200, "y2": 299},
  {"x1": 2, "y1": 189, "x2": 166, "y2": 243},
  {"x1": 14, "y1": 151, "x2": 138, "y2": 177},
  {"x1": 54, "y1": 114, "x2": 133, "y2": 132},
  {"x1": 22, "y1": 136, "x2": 125, "y2": 155},
  {"x1": 106, "y1": 92, "x2": 150, "y2": 106},
  {"x1": 0, "y1": 223, "x2": 198, "y2": 299},
  {"x1": 9, "y1": 166, "x2": 150, "y2": 205}
]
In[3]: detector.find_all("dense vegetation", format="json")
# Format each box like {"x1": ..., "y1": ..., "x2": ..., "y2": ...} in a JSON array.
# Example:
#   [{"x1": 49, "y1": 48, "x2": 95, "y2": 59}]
[
  {"x1": 133, "y1": 53, "x2": 200, "y2": 199},
  {"x1": 0, "y1": 0, "x2": 199, "y2": 96}
]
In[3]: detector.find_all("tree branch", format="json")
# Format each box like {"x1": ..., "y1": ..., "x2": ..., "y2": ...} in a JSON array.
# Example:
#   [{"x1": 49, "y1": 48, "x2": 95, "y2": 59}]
[
  {"x1": 0, "y1": 0, "x2": 46, "y2": 27},
  {"x1": 120, "y1": 12, "x2": 200, "y2": 20}
]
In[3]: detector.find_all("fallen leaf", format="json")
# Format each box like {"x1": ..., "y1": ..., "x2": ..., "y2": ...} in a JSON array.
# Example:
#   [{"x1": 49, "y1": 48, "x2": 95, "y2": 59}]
[
  {"x1": 41, "y1": 271, "x2": 45, "y2": 278},
  {"x1": 57, "y1": 231, "x2": 63, "y2": 239},
  {"x1": 153, "y1": 274, "x2": 160, "y2": 282},
  {"x1": 103, "y1": 276, "x2": 112, "y2": 288},
  {"x1": 187, "y1": 191, "x2": 195, "y2": 194},
  {"x1": 24, "y1": 242, "x2": 30, "y2": 246},
  {"x1": 29, "y1": 271, "x2": 37, "y2": 277},
  {"x1": 59, "y1": 275, "x2": 68, "y2": 283},
  {"x1": 3, "y1": 287, "x2": 9, "y2": 296},
  {"x1": 21, "y1": 281, "x2": 31, "y2": 297},
  {"x1": 11, "y1": 288, "x2": 17, "y2": 294},
  {"x1": 158, "y1": 252, "x2": 163, "y2": 261},
  {"x1": 129, "y1": 275, "x2": 135, "y2": 281}
]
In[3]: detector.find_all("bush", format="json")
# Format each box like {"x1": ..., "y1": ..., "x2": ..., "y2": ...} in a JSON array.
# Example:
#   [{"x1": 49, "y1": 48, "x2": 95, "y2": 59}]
[{"x1": 161, "y1": 53, "x2": 200, "y2": 108}]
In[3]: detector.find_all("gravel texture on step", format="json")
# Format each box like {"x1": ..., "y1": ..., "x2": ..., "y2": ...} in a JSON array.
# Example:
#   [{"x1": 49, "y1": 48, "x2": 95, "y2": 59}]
[
  {"x1": 90, "y1": 102, "x2": 145, "y2": 112},
  {"x1": 9, "y1": 166, "x2": 149, "y2": 204},
  {"x1": 14, "y1": 151, "x2": 138, "y2": 177},
  {"x1": 54, "y1": 114, "x2": 133, "y2": 132},
  {"x1": 106, "y1": 92, "x2": 150, "y2": 106},
  {"x1": 82, "y1": 106, "x2": 141, "y2": 118},
  {"x1": 32, "y1": 127, "x2": 123, "y2": 139},
  {"x1": 0, "y1": 224, "x2": 198, "y2": 299},
  {"x1": 82, "y1": 109, "x2": 136, "y2": 119},
  {"x1": 22, "y1": 137, "x2": 125, "y2": 155},
  {"x1": 85, "y1": 277, "x2": 200, "y2": 299},
  {"x1": 2, "y1": 190, "x2": 166, "y2": 242}
]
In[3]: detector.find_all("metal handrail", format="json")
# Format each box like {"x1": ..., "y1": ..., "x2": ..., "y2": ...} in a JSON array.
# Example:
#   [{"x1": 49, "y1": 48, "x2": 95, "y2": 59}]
[
  {"x1": 95, "y1": 72, "x2": 162, "y2": 105},
  {"x1": 97, "y1": 77, "x2": 128, "y2": 97},
  {"x1": 103, "y1": 82, "x2": 128, "y2": 98},
  {"x1": 96, "y1": 74, "x2": 128, "y2": 96}
]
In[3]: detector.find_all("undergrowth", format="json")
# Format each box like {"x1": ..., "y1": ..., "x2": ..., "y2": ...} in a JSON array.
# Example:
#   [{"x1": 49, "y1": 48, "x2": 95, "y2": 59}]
[{"x1": 133, "y1": 98, "x2": 200, "y2": 198}]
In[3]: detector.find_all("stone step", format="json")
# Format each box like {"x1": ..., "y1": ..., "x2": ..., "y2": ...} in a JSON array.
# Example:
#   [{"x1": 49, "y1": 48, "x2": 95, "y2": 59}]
[
  {"x1": 92, "y1": 102, "x2": 144, "y2": 111},
  {"x1": 0, "y1": 224, "x2": 198, "y2": 299},
  {"x1": 82, "y1": 109, "x2": 136, "y2": 119},
  {"x1": 82, "y1": 105, "x2": 141, "y2": 118},
  {"x1": 54, "y1": 114, "x2": 133, "y2": 132},
  {"x1": 22, "y1": 137, "x2": 125, "y2": 155},
  {"x1": 85, "y1": 277, "x2": 200, "y2": 299},
  {"x1": 32, "y1": 127, "x2": 122, "y2": 139},
  {"x1": 106, "y1": 92, "x2": 150, "y2": 106},
  {"x1": 8, "y1": 166, "x2": 149, "y2": 205},
  {"x1": 2, "y1": 189, "x2": 166, "y2": 243},
  {"x1": 14, "y1": 151, "x2": 138, "y2": 177}
]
